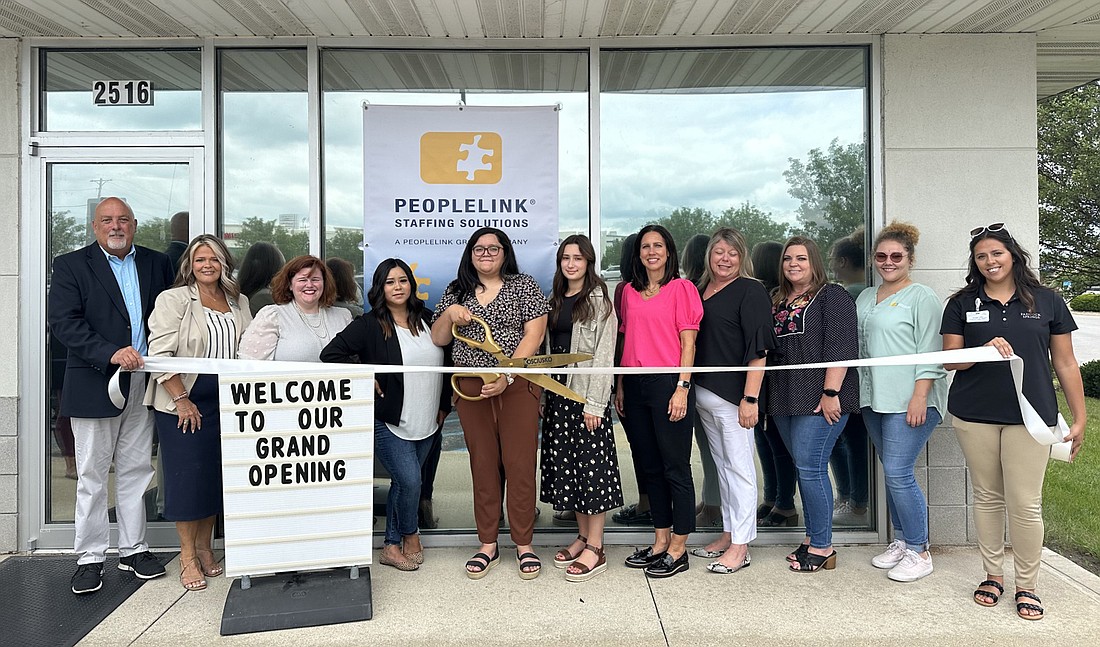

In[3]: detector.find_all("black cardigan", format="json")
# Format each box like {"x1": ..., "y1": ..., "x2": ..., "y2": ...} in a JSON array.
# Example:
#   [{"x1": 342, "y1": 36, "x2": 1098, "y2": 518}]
[{"x1": 319, "y1": 311, "x2": 452, "y2": 426}]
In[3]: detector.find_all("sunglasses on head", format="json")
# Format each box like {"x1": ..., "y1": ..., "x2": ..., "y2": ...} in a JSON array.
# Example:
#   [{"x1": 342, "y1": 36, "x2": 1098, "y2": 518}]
[
  {"x1": 873, "y1": 252, "x2": 906, "y2": 263},
  {"x1": 970, "y1": 222, "x2": 1006, "y2": 238}
]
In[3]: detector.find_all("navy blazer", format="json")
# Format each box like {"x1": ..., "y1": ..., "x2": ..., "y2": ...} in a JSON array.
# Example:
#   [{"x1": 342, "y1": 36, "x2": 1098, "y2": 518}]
[
  {"x1": 319, "y1": 311, "x2": 452, "y2": 426},
  {"x1": 48, "y1": 243, "x2": 175, "y2": 418}
]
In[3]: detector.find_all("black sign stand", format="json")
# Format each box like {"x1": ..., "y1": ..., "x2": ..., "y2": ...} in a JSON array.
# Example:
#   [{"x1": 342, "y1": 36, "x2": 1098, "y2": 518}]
[{"x1": 220, "y1": 566, "x2": 372, "y2": 635}]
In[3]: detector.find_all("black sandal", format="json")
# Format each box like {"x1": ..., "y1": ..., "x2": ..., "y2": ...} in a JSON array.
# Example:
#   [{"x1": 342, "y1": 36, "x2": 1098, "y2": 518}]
[
  {"x1": 761, "y1": 511, "x2": 799, "y2": 527},
  {"x1": 973, "y1": 580, "x2": 1004, "y2": 607},
  {"x1": 786, "y1": 543, "x2": 809, "y2": 563},
  {"x1": 516, "y1": 550, "x2": 541, "y2": 580},
  {"x1": 465, "y1": 547, "x2": 499, "y2": 580},
  {"x1": 789, "y1": 549, "x2": 836, "y2": 573},
  {"x1": 1015, "y1": 591, "x2": 1044, "y2": 620}
]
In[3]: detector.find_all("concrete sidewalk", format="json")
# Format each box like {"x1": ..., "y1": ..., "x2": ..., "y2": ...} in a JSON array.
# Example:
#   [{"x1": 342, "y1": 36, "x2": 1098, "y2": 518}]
[{"x1": 62, "y1": 544, "x2": 1100, "y2": 646}]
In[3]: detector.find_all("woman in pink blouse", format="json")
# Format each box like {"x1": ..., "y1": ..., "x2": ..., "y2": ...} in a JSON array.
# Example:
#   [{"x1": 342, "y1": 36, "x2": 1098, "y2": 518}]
[{"x1": 614, "y1": 224, "x2": 704, "y2": 579}]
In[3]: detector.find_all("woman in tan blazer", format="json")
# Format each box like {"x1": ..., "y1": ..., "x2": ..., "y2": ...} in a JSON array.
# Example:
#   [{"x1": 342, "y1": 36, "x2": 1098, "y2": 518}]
[{"x1": 145, "y1": 235, "x2": 251, "y2": 591}]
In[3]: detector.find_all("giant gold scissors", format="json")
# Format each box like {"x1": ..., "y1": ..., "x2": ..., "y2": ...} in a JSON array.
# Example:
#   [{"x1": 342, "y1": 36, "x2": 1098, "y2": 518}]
[{"x1": 451, "y1": 316, "x2": 593, "y2": 403}]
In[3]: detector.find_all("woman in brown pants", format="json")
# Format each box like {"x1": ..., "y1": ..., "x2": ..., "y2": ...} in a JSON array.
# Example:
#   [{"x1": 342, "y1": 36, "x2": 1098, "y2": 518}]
[{"x1": 432, "y1": 227, "x2": 549, "y2": 580}]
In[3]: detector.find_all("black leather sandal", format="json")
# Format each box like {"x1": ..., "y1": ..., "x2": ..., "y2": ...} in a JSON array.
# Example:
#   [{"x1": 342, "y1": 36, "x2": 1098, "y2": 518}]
[
  {"x1": 465, "y1": 547, "x2": 499, "y2": 580},
  {"x1": 973, "y1": 580, "x2": 1004, "y2": 607},
  {"x1": 1015, "y1": 591, "x2": 1044, "y2": 620},
  {"x1": 786, "y1": 543, "x2": 809, "y2": 563},
  {"x1": 789, "y1": 549, "x2": 836, "y2": 572},
  {"x1": 516, "y1": 550, "x2": 541, "y2": 580}
]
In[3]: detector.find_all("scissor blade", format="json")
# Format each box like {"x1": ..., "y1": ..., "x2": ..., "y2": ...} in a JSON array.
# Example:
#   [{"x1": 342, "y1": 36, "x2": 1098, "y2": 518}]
[
  {"x1": 499, "y1": 353, "x2": 594, "y2": 369},
  {"x1": 523, "y1": 374, "x2": 588, "y2": 404}
]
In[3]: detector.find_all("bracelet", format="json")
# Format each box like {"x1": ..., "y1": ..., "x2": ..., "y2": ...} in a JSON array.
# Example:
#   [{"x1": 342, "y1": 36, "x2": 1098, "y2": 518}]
[
  {"x1": 504, "y1": 373, "x2": 515, "y2": 386},
  {"x1": 171, "y1": 391, "x2": 189, "y2": 402}
]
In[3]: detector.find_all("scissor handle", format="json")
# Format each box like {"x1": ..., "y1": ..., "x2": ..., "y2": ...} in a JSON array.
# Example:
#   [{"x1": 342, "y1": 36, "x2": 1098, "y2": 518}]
[
  {"x1": 451, "y1": 315, "x2": 499, "y2": 353},
  {"x1": 451, "y1": 372, "x2": 503, "y2": 401}
]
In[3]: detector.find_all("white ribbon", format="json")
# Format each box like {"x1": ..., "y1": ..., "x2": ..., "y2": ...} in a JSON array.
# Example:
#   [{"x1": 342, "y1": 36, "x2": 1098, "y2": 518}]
[{"x1": 110, "y1": 346, "x2": 1071, "y2": 458}]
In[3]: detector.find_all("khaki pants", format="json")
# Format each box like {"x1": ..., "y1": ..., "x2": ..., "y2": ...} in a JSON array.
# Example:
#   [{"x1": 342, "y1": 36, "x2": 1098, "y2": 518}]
[
  {"x1": 454, "y1": 377, "x2": 541, "y2": 546},
  {"x1": 954, "y1": 417, "x2": 1049, "y2": 590}
]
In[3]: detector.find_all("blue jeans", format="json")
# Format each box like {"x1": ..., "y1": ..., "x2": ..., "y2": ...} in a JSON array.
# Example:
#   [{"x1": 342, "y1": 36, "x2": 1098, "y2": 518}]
[
  {"x1": 374, "y1": 420, "x2": 433, "y2": 545},
  {"x1": 774, "y1": 414, "x2": 848, "y2": 548},
  {"x1": 862, "y1": 407, "x2": 942, "y2": 553}
]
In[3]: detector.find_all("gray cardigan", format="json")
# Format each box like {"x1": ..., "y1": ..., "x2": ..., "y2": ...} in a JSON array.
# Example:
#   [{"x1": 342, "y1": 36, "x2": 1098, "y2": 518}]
[{"x1": 545, "y1": 288, "x2": 617, "y2": 418}]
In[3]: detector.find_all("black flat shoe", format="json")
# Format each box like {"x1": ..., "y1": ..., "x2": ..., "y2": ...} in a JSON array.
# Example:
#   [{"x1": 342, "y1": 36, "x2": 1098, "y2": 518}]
[
  {"x1": 645, "y1": 552, "x2": 689, "y2": 578},
  {"x1": 613, "y1": 504, "x2": 654, "y2": 526},
  {"x1": 624, "y1": 546, "x2": 666, "y2": 569}
]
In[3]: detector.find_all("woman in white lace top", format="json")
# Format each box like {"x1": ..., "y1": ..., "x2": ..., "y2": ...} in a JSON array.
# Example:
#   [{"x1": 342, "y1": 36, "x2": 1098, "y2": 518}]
[{"x1": 238, "y1": 255, "x2": 353, "y2": 362}]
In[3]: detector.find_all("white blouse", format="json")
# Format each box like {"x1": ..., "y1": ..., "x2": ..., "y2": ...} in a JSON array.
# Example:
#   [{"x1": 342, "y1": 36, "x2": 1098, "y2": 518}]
[
  {"x1": 238, "y1": 303, "x2": 353, "y2": 362},
  {"x1": 386, "y1": 325, "x2": 444, "y2": 441}
]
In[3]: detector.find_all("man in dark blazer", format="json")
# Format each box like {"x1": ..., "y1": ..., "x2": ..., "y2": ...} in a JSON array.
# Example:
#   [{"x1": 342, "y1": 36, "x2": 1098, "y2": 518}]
[{"x1": 48, "y1": 197, "x2": 175, "y2": 594}]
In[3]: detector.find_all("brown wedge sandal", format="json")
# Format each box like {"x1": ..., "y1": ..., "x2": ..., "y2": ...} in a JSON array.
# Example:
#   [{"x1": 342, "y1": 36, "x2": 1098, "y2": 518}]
[
  {"x1": 565, "y1": 545, "x2": 607, "y2": 583},
  {"x1": 554, "y1": 535, "x2": 588, "y2": 569}
]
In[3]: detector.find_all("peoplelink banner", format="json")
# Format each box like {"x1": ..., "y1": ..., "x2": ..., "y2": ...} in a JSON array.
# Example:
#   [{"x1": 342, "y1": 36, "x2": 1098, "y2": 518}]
[{"x1": 363, "y1": 105, "x2": 559, "y2": 308}]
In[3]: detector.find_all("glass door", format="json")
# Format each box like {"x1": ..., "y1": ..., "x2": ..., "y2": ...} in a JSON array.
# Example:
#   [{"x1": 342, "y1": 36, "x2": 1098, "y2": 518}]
[{"x1": 33, "y1": 147, "x2": 204, "y2": 550}]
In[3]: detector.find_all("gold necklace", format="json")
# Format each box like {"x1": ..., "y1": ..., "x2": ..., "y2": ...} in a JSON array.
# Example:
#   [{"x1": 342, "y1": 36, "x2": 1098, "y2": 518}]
[{"x1": 643, "y1": 283, "x2": 660, "y2": 298}]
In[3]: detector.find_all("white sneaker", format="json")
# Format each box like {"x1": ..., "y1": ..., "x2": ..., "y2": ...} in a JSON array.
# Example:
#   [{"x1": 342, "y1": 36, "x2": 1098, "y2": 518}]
[
  {"x1": 833, "y1": 500, "x2": 868, "y2": 526},
  {"x1": 887, "y1": 549, "x2": 933, "y2": 582},
  {"x1": 833, "y1": 498, "x2": 850, "y2": 514},
  {"x1": 871, "y1": 540, "x2": 907, "y2": 569}
]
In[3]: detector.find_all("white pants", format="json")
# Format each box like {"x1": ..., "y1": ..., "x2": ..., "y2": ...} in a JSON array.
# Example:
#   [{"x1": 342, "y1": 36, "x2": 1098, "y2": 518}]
[
  {"x1": 71, "y1": 375, "x2": 155, "y2": 564},
  {"x1": 696, "y1": 386, "x2": 758, "y2": 544}
]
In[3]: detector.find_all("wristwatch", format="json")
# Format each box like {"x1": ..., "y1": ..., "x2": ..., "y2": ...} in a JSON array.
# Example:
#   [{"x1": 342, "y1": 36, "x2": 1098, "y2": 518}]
[
  {"x1": 822, "y1": 388, "x2": 840, "y2": 398},
  {"x1": 676, "y1": 380, "x2": 691, "y2": 391},
  {"x1": 742, "y1": 395, "x2": 759, "y2": 404}
]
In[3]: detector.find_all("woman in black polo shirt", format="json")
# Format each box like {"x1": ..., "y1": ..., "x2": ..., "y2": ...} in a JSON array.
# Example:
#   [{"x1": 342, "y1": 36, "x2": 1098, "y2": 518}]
[{"x1": 941, "y1": 223, "x2": 1086, "y2": 621}]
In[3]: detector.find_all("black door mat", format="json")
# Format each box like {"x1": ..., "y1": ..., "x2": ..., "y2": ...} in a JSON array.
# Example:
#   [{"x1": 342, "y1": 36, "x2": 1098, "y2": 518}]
[{"x1": 0, "y1": 552, "x2": 177, "y2": 647}]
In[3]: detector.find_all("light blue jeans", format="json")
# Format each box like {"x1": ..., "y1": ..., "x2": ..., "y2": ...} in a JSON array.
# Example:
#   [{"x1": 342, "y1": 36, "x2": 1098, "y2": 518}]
[
  {"x1": 374, "y1": 420, "x2": 433, "y2": 546},
  {"x1": 774, "y1": 413, "x2": 848, "y2": 549},
  {"x1": 862, "y1": 407, "x2": 942, "y2": 553}
]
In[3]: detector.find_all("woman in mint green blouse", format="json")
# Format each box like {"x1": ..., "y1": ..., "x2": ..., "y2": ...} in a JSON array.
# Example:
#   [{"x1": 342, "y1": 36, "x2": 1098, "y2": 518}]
[{"x1": 856, "y1": 222, "x2": 947, "y2": 584}]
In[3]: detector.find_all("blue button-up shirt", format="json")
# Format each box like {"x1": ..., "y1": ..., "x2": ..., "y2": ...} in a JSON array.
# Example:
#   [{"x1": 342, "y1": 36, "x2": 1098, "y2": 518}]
[{"x1": 101, "y1": 245, "x2": 147, "y2": 354}]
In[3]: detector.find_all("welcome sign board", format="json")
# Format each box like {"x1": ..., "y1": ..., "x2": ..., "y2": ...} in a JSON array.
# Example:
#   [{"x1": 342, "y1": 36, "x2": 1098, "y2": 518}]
[{"x1": 219, "y1": 369, "x2": 375, "y2": 578}]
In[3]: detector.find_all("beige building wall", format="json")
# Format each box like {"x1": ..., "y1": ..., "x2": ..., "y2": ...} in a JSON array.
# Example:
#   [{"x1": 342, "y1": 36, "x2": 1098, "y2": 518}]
[
  {"x1": 0, "y1": 37, "x2": 21, "y2": 551},
  {"x1": 880, "y1": 33, "x2": 1038, "y2": 544}
]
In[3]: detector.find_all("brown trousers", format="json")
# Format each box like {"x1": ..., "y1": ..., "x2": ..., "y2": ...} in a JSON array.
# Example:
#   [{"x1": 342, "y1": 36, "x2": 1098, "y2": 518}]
[{"x1": 455, "y1": 377, "x2": 541, "y2": 546}]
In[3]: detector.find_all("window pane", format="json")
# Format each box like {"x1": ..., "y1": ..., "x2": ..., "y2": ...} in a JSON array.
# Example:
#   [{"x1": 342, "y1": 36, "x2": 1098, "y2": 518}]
[
  {"x1": 219, "y1": 49, "x2": 310, "y2": 291},
  {"x1": 41, "y1": 49, "x2": 201, "y2": 131},
  {"x1": 321, "y1": 48, "x2": 589, "y2": 535},
  {"x1": 321, "y1": 48, "x2": 590, "y2": 282},
  {"x1": 600, "y1": 47, "x2": 872, "y2": 531},
  {"x1": 46, "y1": 162, "x2": 191, "y2": 523},
  {"x1": 599, "y1": 47, "x2": 868, "y2": 272}
]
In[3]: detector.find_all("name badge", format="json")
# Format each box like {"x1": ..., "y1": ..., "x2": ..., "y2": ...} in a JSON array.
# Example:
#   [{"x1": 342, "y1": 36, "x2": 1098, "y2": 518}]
[{"x1": 966, "y1": 311, "x2": 990, "y2": 323}]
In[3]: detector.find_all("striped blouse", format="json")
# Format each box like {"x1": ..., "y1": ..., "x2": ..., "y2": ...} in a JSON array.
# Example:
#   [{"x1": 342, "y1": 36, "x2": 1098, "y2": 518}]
[{"x1": 204, "y1": 307, "x2": 239, "y2": 359}]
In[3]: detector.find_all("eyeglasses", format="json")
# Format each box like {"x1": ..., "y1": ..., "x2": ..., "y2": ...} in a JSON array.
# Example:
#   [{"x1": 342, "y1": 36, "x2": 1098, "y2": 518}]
[
  {"x1": 473, "y1": 245, "x2": 503, "y2": 257},
  {"x1": 873, "y1": 252, "x2": 907, "y2": 263},
  {"x1": 970, "y1": 222, "x2": 1006, "y2": 238}
]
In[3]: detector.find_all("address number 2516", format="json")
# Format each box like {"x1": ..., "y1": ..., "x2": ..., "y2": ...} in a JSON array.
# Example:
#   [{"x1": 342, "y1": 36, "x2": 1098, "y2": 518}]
[{"x1": 92, "y1": 80, "x2": 153, "y2": 106}]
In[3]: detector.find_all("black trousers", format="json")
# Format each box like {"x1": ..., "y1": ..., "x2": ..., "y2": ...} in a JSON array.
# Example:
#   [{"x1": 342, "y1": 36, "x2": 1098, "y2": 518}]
[{"x1": 622, "y1": 374, "x2": 696, "y2": 535}]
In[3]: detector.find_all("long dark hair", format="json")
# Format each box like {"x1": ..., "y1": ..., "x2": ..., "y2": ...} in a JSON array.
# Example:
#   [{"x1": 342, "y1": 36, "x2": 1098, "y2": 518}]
[
  {"x1": 238, "y1": 242, "x2": 285, "y2": 297},
  {"x1": 629, "y1": 224, "x2": 680, "y2": 292},
  {"x1": 751, "y1": 241, "x2": 783, "y2": 293},
  {"x1": 449, "y1": 227, "x2": 519, "y2": 302},
  {"x1": 550, "y1": 235, "x2": 612, "y2": 327},
  {"x1": 367, "y1": 258, "x2": 430, "y2": 339},
  {"x1": 682, "y1": 233, "x2": 710, "y2": 284},
  {"x1": 618, "y1": 233, "x2": 638, "y2": 283},
  {"x1": 952, "y1": 226, "x2": 1043, "y2": 313}
]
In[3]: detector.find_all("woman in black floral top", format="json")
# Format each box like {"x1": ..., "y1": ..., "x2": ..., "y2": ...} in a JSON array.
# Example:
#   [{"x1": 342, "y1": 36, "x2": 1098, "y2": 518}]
[
  {"x1": 431, "y1": 227, "x2": 549, "y2": 580},
  {"x1": 767, "y1": 235, "x2": 859, "y2": 573}
]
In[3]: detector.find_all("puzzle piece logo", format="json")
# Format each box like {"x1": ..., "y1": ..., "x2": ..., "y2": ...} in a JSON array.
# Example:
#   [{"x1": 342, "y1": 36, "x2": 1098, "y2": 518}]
[
  {"x1": 409, "y1": 262, "x2": 431, "y2": 301},
  {"x1": 420, "y1": 132, "x2": 502, "y2": 184}
]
